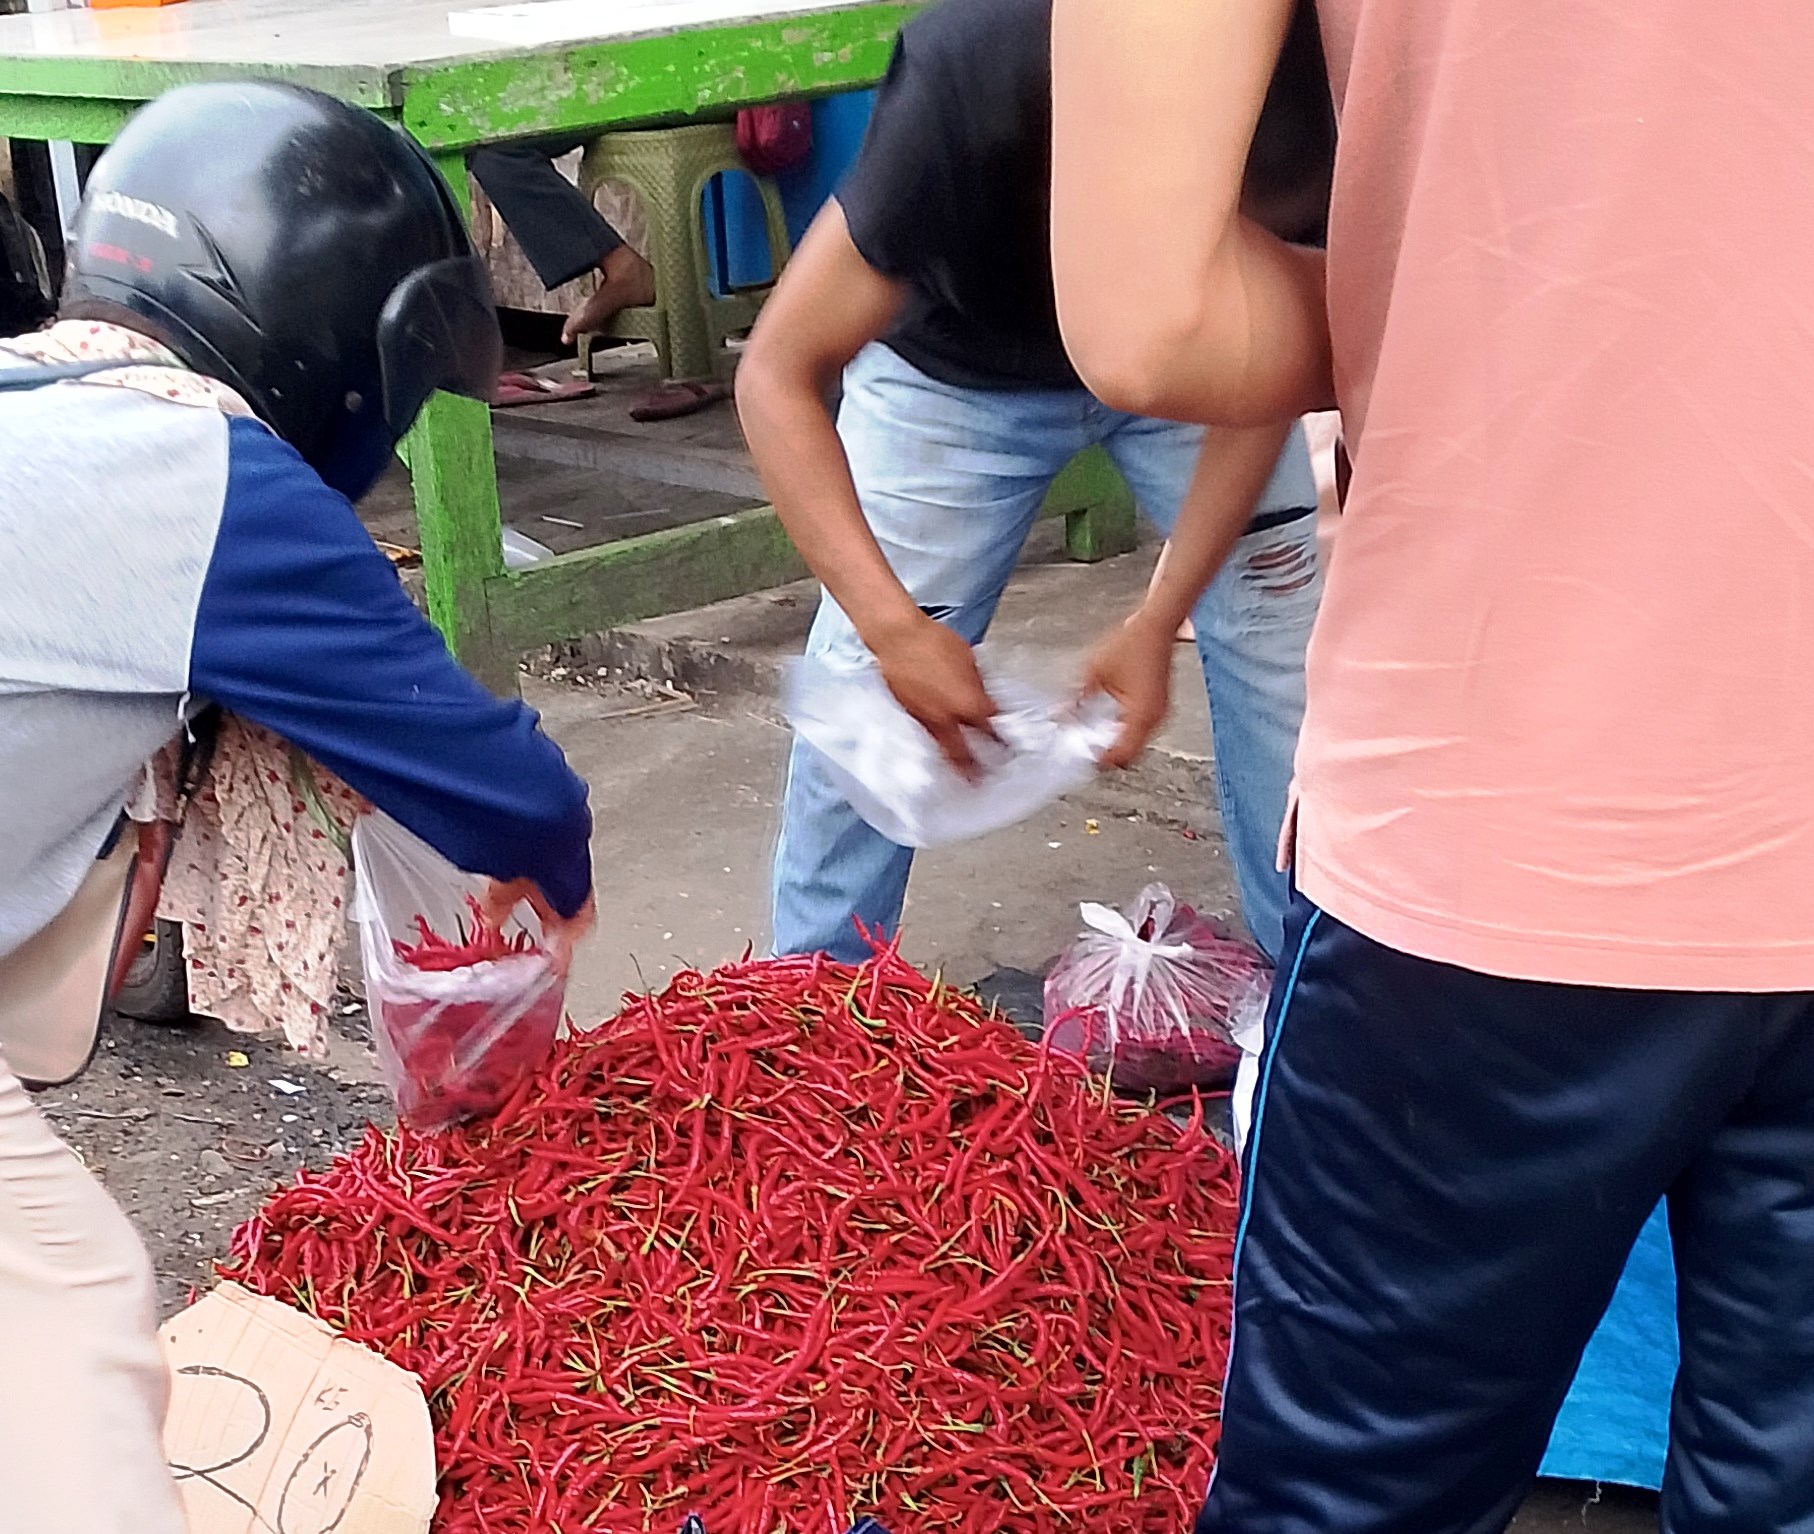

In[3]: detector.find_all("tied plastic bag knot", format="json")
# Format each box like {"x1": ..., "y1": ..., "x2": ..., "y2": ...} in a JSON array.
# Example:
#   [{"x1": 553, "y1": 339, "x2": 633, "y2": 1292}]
[
  {"x1": 1075, "y1": 900, "x2": 1198, "y2": 963},
  {"x1": 785, "y1": 651, "x2": 1120, "y2": 849},
  {"x1": 1044, "y1": 883, "x2": 1271, "y2": 1094},
  {"x1": 351, "y1": 813, "x2": 567, "y2": 1132}
]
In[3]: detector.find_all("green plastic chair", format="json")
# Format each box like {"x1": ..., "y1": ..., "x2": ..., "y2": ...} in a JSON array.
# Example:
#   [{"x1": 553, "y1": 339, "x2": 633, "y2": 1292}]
[{"x1": 577, "y1": 121, "x2": 792, "y2": 383}]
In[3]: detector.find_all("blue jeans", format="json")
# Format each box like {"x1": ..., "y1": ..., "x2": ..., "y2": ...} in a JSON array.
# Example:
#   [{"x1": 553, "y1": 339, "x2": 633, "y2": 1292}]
[{"x1": 771, "y1": 344, "x2": 1321, "y2": 964}]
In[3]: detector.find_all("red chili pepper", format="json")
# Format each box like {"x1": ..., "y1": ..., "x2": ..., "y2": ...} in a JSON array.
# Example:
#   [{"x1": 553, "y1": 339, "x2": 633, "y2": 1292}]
[{"x1": 222, "y1": 948, "x2": 1241, "y2": 1534}]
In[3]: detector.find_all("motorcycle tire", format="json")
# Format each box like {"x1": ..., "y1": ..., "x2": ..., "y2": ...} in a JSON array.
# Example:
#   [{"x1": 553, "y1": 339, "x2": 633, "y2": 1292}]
[{"x1": 111, "y1": 917, "x2": 191, "y2": 1024}]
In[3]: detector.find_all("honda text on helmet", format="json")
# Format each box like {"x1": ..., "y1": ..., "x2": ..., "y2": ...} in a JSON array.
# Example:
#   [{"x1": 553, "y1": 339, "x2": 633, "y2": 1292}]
[{"x1": 62, "y1": 80, "x2": 501, "y2": 499}]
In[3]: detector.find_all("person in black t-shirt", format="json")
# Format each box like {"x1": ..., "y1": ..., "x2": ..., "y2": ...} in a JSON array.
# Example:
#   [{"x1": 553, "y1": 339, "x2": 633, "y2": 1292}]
[{"x1": 738, "y1": 0, "x2": 1333, "y2": 965}]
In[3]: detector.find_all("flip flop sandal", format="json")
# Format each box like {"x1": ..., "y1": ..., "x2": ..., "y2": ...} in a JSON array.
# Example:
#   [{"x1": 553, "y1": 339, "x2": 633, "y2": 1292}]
[
  {"x1": 493, "y1": 371, "x2": 597, "y2": 408},
  {"x1": 629, "y1": 378, "x2": 729, "y2": 423}
]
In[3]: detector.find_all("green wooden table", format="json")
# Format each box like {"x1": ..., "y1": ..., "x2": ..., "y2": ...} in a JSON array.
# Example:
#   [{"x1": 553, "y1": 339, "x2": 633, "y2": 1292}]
[{"x1": 0, "y1": 0, "x2": 1134, "y2": 688}]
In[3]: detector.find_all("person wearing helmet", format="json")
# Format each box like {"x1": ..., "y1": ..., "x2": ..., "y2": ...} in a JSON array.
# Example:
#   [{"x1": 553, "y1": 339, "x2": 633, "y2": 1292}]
[{"x1": 0, "y1": 81, "x2": 594, "y2": 1533}]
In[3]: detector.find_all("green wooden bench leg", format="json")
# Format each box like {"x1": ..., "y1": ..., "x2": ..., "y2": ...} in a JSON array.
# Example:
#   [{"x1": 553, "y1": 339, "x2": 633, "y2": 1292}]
[
  {"x1": 1064, "y1": 497, "x2": 1139, "y2": 563},
  {"x1": 401, "y1": 147, "x2": 515, "y2": 694},
  {"x1": 1043, "y1": 446, "x2": 1139, "y2": 562},
  {"x1": 407, "y1": 390, "x2": 514, "y2": 694}
]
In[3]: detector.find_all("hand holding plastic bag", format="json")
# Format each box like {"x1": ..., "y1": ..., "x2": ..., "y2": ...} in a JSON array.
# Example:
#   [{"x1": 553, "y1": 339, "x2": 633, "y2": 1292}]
[
  {"x1": 1043, "y1": 883, "x2": 1270, "y2": 1093},
  {"x1": 785, "y1": 652, "x2": 1120, "y2": 848},
  {"x1": 475, "y1": 875, "x2": 596, "y2": 978},
  {"x1": 352, "y1": 813, "x2": 567, "y2": 1131}
]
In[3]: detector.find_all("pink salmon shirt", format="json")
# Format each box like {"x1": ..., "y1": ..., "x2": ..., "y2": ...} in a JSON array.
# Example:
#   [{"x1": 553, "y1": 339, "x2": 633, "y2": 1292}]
[{"x1": 1299, "y1": 0, "x2": 1814, "y2": 989}]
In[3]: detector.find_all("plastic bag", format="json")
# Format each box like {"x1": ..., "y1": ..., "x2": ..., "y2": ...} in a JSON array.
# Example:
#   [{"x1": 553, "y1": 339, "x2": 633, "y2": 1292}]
[
  {"x1": 785, "y1": 653, "x2": 1120, "y2": 848},
  {"x1": 351, "y1": 813, "x2": 566, "y2": 1132},
  {"x1": 1043, "y1": 883, "x2": 1270, "y2": 1093},
  {"x1": 1228, "y1": 1001, "x2": 1268, "y2": 1156}
]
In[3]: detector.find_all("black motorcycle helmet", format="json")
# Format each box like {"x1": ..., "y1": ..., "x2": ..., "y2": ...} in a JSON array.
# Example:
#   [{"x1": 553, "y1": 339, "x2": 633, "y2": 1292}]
[{"x1": 62, "y1": 81, "x2": 501, "y2": 499}]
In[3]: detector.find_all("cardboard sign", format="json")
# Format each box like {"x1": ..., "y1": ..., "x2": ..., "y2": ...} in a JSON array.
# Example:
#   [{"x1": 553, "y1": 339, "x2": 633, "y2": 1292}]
[{"x1": 159, "y1": 1283, "x2": 437, "y2": 1534}]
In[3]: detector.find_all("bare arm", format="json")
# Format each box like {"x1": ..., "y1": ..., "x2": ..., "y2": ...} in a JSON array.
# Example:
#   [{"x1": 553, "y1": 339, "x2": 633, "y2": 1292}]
[
  {"x1": 1049, "y1": 0, "x2": 1333, "y2": 424},
  {"x1": 735, "y1": 201, "x2": 915, "y2": 644},
  {"x1": 1144, "y1": 422, "x2": 1294, "y2": 634},
  {"x1": 735, "y1": 201, "x2": 1001, "y2": 771},
  {"x1": 1084, "y1": 421, "x2": 1293, "y2": 768}
]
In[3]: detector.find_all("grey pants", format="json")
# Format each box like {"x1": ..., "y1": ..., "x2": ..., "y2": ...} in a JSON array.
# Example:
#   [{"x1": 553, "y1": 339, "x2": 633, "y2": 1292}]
[{"x1": 469, "y1": 135, "x2": 625, "y2": 292}]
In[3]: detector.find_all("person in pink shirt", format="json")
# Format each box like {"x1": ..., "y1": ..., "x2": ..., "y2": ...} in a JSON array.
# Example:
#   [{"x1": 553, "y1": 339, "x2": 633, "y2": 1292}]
[{"x1": 1053, "y1": 2, "x2": 1814, "y2": 1530}]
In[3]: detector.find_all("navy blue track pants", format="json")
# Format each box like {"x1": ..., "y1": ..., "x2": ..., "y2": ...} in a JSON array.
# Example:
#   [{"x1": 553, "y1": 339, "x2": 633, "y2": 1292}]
[{"x1": 1198, "y1": 896, "x2": 1814, "y2": 1534}]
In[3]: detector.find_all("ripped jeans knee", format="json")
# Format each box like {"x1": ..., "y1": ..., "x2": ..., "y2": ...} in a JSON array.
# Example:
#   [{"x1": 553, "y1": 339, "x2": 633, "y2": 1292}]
[{"x1": 1210, "y1": 513, "x2": 1323, "y2": 639}]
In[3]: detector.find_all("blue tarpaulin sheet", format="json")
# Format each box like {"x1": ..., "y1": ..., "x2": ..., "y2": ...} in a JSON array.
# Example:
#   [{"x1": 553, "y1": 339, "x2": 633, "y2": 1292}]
[{"x1": 1540, "y1": 1202, "x2": 1675, "y2": 1490}]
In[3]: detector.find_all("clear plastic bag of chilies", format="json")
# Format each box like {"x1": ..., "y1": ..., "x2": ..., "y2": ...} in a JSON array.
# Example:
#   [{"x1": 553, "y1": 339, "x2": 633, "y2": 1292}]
[
  {"x1": 351, "y1": 812, "x2": 566, "y2": 1131},
  {"x1": 1043, "y1": 883, "x2": 1271, "y2": 1093}
]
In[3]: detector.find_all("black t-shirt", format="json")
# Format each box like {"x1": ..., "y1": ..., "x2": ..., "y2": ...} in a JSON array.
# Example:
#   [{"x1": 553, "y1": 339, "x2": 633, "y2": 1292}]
[{"x1": 836, "y1": 0, "x2": 1335, "y2": 392}]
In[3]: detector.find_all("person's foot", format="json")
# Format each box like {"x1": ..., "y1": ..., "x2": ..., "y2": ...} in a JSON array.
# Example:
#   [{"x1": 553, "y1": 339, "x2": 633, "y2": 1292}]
[{"x1": 562, "y1": 245, "x2": 656, "y2": 346}]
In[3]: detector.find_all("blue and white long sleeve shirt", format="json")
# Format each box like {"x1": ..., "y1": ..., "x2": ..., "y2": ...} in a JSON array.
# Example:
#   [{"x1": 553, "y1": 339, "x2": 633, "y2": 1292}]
[{"x1": 0, "y1": 348, "x2": 591, "y2": 960}]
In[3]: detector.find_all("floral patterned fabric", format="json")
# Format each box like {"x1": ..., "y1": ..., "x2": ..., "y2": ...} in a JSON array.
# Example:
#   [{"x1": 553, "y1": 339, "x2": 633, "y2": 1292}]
[
  {"x1": 146, "y1": 721, "x2": 360, "y2": 1056},
  {"x1": 0, "y1": 319, "x2": 256, "y2": 418}
]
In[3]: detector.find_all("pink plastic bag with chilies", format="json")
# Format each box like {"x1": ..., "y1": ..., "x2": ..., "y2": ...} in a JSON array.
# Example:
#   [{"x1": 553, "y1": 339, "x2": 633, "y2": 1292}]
[{"x1": 1043, "y1": 883, "x2": 1270, "y2": 1093}]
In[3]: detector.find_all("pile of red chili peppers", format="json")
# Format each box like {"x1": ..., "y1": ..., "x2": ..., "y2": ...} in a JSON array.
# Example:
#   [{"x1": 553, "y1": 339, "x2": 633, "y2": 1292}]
[{"x1": 223, "y1": 948, "x2": 1240, "y2": 1534}]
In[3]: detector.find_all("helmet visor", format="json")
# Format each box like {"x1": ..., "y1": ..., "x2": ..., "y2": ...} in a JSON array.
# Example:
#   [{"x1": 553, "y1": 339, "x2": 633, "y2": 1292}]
[{"x1": 376, "y1": 252, "x2": 502, "y2": 439}]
